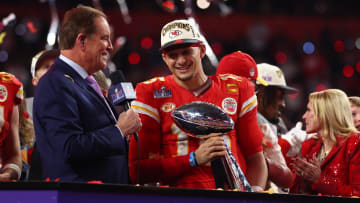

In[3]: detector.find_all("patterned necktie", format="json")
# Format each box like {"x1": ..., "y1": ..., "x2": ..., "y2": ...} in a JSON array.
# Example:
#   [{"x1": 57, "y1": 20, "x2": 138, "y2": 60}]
[
  {"x1": 86, "y1": 75, "x2": 116, "y2": 121},
  {"x1": 86, "y1": 75, "x2": 103, "y2": 97}
]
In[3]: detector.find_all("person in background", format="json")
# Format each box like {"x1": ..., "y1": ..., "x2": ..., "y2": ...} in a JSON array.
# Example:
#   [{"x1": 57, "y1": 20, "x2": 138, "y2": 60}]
[
  {"x1": 33, "y1": 6, "x2": 141, "y2": 183},
  {"x1": 217, "y1": 51, "x2": 293, "y2": 193},
  {"x1": 216, "y1": 51, "x2": 267, "y2": 86},
  {"x1": 25, "y1": 49, "x2": 60, "y2": 181},
  {"x1": 290, "y1": 89, "x2": 360, "y2": 197},
  {"x1": 93, "y1": 70, "x2": 110, "y2": 97},
  {"x1": 0, "y1": 72, "x2": 23, "y2": 181},
  {"x1": 129, "y1": 19, "x2": 267, "y2": 190},
  {"x1": 27, "y1": 49, "x2": 60, "y2": 119},
  {"x1": 18, "y1": 97, "x2": 35, "y2": 181},
  {"x1": 255, "y1": 63, "x2": 311, "y2": 153},
  {"x1": 349, "y1": 96, "x2": 360, "y2": 131}
]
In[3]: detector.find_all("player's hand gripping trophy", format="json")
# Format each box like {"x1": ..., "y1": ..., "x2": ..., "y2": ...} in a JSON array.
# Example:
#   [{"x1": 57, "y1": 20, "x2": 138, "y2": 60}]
[{"x1": 171, "y1": 101, "x2": 252, "y2": 191}]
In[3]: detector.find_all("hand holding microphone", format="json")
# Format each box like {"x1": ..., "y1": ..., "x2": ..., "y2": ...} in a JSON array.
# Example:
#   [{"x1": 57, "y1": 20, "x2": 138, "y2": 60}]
[
  {"x1": 108, "y1": 70, "x2": 141, "y2": 140},
  {"x1": 117, "y1": 108, "x2": 141, "y2": 137}
]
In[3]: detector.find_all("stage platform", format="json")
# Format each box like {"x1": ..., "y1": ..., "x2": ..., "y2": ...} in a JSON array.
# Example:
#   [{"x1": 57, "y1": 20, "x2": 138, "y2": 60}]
[{"x1": 0, "y1": 182, "x2": 357, "y2": 203}]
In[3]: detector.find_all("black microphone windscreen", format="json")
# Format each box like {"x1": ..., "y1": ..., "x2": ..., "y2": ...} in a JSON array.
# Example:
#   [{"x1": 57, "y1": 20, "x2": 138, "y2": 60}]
[{"x1": 109, "y1": 70, "x2": 127, "y2": 84}]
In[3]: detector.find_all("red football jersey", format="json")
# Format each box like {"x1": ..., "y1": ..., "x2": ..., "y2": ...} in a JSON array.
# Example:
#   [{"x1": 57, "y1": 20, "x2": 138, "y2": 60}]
[
  {"x1": 0, "y1": 72, "x2": 23, "y2": 145},
  {"x1": 129, "y1": 74, "x2": 263, "y2": 189}
]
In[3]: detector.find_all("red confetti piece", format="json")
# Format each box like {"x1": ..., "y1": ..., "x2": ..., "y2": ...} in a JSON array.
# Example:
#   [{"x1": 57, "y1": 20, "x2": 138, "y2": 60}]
[
  {"x1": 26, "y1": 22, "x2": 38, "y2": 33},
  {"x1": 162, "y1": 1, "x2": 175, "y2": 11}
]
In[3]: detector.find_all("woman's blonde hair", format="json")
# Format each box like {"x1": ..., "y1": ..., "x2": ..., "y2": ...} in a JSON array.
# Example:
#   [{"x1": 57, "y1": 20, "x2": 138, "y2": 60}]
[
  {"x1": 309, "y1": 89, "x2": 357, "y2": 143},
  {"x1": 19, "y1": 100, "x2": 35, "y2": 147}
]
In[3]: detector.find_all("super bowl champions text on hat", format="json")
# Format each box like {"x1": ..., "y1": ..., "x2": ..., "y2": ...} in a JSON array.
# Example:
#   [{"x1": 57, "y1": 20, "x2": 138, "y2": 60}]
[{"x1": 160, "y1": 19, "x2": 201, "y2": 50}]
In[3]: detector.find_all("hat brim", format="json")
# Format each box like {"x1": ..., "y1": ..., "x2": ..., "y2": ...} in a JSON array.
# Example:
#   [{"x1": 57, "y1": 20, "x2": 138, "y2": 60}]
[
  {"x1": 275, "y1": 85, "x2": 298, "y2": 94},
  {"x1": 160, "y1": 39, "x2": 201, "y2": 51}
]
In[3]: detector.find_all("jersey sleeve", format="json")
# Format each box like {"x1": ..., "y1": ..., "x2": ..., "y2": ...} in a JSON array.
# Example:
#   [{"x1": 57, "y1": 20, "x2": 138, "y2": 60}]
[
  {"x1": 1, "y1": 73, "x2": 23, "y2": 104},
  {"x1": 236, "y1": 79, "x2": 263, "y2": 156},
  {"x1": 129, "y1": 79, "x2": 192, "y2": 185}
]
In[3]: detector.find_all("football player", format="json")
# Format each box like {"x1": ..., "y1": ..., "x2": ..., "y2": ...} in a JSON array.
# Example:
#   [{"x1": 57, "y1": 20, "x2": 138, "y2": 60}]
[
  {"x1": 129, "y1": 19, "x2": 267, "y2": 190},
  {"x1": 0, "y1": 72, "x2": 23, "y2": 181}
]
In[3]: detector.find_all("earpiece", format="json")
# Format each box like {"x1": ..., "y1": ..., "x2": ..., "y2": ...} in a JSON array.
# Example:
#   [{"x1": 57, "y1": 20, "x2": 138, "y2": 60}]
[{"x1": 81, "y1": 38, "x2": 85, "y2": 45}]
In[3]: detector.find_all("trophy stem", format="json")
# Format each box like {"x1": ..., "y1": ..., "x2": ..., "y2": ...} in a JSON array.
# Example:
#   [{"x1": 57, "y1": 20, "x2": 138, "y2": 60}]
[{"x1": 223, "y1": 146, "x2": 253, "y2": 192}]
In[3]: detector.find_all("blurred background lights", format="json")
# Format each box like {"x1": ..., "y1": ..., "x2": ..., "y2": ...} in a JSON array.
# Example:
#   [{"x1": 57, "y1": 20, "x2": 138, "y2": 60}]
[
  {"x1": 15, "y1": 23, "x2": 26, "y2": 36},
  {"x1": 275, "y1": 51, "x2": 287, "y2": 64},
  {"x1": 315, "y1": 83, "x2": 327, "y2": 92},
  {"x1": 128, "y1": 52, "x2": 140, "y2": 65},
  {"x1": 355, "y1": 38, "x2": 360, "y2": 50},
  {"x1": 343, "y1": 65, "x2": 354, "y2": 77},
  {"x1": 303, "y1": 41, "x2": 315, "y2": 54},
  {"x1": 140, "y1": 37, "x2": 153, "y2": 50},
  {"x1": 196, "y1": 0, "x2": 211, "y2": 9},
  {"x1": 46, "y1": 32, "x2": 56, "y2": 46},
  {"x1": 356, "y1": 61, "x2": 360, "y2": 73},
  {"x1": 0, "y1": 50, "x2": 8, "y2": 62},
  {"x1": 333, "y1": 40, "x2": 345, "y2": 53}
]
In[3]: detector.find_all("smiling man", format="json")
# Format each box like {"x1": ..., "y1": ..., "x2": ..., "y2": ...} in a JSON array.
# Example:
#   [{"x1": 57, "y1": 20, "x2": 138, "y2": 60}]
[
  {"x1": 129, "y1": 19, "x2": 267, "y2": 190},
  {"x1": 256, "y1": 63, "x2": 298, "y2": 137},
  {"x1": 33, "y1": 6, "x2": 141, "y2": 183}
]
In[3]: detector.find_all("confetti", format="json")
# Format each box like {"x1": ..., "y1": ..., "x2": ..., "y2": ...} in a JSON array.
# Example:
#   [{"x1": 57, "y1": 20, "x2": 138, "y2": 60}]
[
  {"x1": 2, "y1": 13, "x2": 16, "y2": 27},
  {"x1": 27, "y1": 21, "x2": 38, "y2": 33},
  {"x1": 0, "y1": 32, "x2": 7, "y2": 45}
]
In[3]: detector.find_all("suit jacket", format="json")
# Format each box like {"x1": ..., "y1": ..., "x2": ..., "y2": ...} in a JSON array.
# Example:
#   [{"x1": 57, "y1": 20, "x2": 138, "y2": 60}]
[
  {"x1": 33, "y1": 58, "x2": 129, "y2": 184},
  {"x1": 290, "y1": 133, "x2": 360, "y2": 197}
]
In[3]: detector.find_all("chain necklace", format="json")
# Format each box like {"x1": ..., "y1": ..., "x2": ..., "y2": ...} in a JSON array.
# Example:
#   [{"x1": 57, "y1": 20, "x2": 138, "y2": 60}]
[{"x1": 318, "y1": 145, "x2": 332, "y2": 163}]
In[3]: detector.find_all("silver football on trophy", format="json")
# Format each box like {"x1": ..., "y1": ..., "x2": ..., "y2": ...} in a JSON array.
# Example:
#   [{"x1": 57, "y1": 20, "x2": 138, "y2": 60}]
[{"x1": 171, "y1": 101, "x2": 234, "y2": 137}]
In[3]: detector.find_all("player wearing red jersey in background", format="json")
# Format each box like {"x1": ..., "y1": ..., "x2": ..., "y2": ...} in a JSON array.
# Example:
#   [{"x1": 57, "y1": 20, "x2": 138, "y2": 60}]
[
  {"x1": 129, "y1": 19, "x2": 267, "y2": 190},
  {"x1": 0, "y1": 72, "x2": 23, "y2": 181}
]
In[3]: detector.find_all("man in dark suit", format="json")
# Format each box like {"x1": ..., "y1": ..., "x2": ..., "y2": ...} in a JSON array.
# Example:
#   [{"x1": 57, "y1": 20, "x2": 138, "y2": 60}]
[{"x1": 33, "y1": 6, "x2": 141, "y2": 184}]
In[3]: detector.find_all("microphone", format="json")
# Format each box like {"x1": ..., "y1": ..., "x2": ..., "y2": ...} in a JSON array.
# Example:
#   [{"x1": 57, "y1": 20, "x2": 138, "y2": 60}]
[
  {"x1": 108, "y1": 70, "x2": 138, "y2": 141},
  {"x1": 108, "y1": 82, "x2": 136, "y2": 110},
  {"x1": 108, "y1": 70, "x2": 141, "y2": 185}
]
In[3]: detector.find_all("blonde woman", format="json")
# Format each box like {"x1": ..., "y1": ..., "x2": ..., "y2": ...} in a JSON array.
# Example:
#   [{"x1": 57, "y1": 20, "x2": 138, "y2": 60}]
[{"x1": 290, "y1": 89, "x2": 360, "y2": 197}]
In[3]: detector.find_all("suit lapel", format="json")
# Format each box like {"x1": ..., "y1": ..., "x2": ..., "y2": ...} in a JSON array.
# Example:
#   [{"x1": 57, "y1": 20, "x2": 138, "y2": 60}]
[{"x1": 55, "y1": 59, "x2": 117, "y2": 122}]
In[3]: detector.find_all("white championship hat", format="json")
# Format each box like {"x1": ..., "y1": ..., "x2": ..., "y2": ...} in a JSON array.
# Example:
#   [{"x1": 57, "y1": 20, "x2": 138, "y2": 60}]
[
  {"x1": 160, "y1": 19, "x2": 202, "y2": 50},
  {"x1": 30, "y1": 49, "x2": 59, "y2": 78},
  {"x1": 256, "y1": 63, "x2": 298, "y2": 93}
]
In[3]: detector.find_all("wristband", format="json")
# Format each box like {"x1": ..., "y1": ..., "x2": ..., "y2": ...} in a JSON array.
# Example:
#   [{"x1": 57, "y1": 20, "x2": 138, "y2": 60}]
[
  {"x1": 2, "y1": 163, "x2": 21, "y2": 180},
  {"x1": 189, "y1": 152, "x2": 198, "y2": 167}
]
